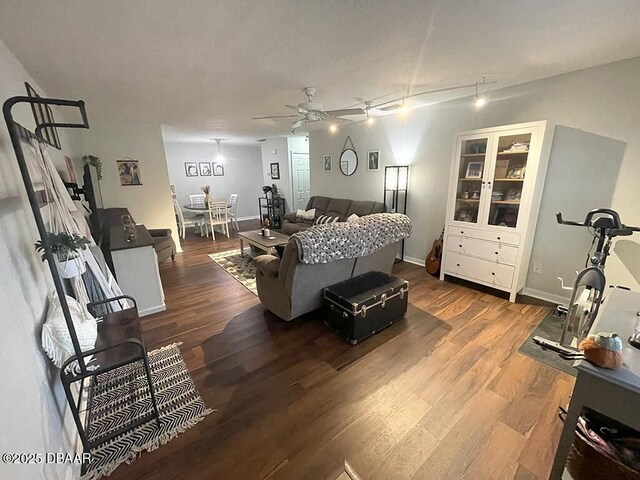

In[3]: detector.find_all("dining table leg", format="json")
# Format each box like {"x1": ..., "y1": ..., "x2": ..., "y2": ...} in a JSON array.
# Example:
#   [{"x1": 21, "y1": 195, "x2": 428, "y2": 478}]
[{"x1": 240, "y1": 238, "x2": 244, "y2": 257}]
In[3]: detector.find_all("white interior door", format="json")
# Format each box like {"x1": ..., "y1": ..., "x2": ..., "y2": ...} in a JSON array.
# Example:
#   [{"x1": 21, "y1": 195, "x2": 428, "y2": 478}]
[{"x1": 292, "y1": 153, "x2": 310, "y2": 211}]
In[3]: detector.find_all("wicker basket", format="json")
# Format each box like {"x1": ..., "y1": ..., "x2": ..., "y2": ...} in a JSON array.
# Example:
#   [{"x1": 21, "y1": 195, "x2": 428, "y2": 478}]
[{"x1": 567, "y1": 430, "x2": 640, "y2": 480}]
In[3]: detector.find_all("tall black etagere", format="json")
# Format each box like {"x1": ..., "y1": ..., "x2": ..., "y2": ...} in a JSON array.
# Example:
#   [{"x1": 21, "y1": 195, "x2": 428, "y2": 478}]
[{"x1": 3, "y1": 95, "x2": 159, "y2": 474}]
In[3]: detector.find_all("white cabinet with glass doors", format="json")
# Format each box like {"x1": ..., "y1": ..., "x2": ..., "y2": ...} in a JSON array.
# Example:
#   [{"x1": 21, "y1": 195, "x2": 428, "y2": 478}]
[{"x1": 441, "y1": 121, "x2": 548, "y2": 302}]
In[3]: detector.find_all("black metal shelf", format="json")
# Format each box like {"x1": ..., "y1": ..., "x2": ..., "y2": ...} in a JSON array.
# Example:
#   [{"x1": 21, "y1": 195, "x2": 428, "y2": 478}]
[{"x1": 3, "y1": 95, "x2": 159, "y2": 475}]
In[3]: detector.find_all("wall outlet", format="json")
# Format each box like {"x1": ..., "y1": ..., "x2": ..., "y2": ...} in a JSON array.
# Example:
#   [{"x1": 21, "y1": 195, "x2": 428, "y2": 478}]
[{"x1": 532, "y1": 262, "x2": 542, "y2": 274}]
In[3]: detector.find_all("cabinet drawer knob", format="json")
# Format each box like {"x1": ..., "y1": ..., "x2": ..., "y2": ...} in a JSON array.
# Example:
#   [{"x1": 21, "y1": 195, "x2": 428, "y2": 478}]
[
  {"x1": 459, "y1": 244, "x2": 462, "y2": 248},
  {"x1": 460, "y1": 231, "x2": 464, "y2": 234},
  {"x1": 456, "y1": 263, "x2": 460, "y2": 267},
  {"x1": 497, "y1": 236, "x2": 501, "y2": 240},
  {"x1": 492, "y1": 272, "x2": 496, "y2": 276},
  {"x1": 495, "y1": 251, "x2": 499, "y2": 255}
]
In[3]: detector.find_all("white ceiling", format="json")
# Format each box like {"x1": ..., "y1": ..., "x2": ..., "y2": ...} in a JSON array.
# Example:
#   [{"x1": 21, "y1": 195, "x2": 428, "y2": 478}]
[{"x1": 1, "y1": 0, "x2": 640, "y2": 144}]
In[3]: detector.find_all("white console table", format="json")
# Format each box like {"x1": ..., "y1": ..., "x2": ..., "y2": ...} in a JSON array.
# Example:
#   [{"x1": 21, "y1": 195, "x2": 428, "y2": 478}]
[{"x1": 110, "y1": 225, "x2": 166, "y2": 317}]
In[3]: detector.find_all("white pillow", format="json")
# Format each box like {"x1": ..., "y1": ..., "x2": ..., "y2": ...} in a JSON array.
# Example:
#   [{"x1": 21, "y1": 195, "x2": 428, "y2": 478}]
[
  {"x1": 41, "y1": 293, "x2": 98, "y2": 369},
  {"x1": 296, "y1": 208, "x2": 316, "y2": 220},
  {"x1": 347, "y1": 213, "x2": 360, "y2": 223}
]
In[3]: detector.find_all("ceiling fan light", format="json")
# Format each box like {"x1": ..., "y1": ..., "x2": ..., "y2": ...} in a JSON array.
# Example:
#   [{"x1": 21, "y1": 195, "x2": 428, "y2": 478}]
[
  {"x1": 398, "y1": 104, "x2": 410, "y2": 116},
  {"x1": 366, "y1": 116, "x2": 375, "y2": 125},
  {"x1": 329, "y1": 123, "x2": 338, "y2": 134},
  {"x1": 474, "y1": 95, "x2": 487, "y2": 109}
]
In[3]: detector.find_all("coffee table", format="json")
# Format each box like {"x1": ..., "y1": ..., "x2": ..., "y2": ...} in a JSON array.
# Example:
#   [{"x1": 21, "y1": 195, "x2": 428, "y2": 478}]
[{"x1": 238, "y1": 230, "x2": 289, "y2": 257}]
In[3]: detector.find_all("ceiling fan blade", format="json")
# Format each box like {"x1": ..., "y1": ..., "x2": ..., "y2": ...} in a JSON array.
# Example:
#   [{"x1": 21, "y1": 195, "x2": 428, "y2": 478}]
[
  {"x1": 290, "y1": 120, "x2": 304, "y2": 129},
  {"x1": 324, "y1": 108, "x2": 365, "y2": 116},
  {"x1": 380, "y1": 104, "x2": 401, "y2": 112},
  {"x1": 285, "y1": 104, "x2": 307, "y2": 114},
  {"x1": 323, "y1": 116, "x2": 353, "y2": 123},
  {"x1": 253, "y1": 114, "x2": 300, "y2": 120}
]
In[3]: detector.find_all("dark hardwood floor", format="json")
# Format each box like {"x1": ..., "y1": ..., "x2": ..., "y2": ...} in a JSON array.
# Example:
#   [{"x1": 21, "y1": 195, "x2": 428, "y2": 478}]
[{"x1": 109, "y1": 220, "x2": 574, "y2": 480}]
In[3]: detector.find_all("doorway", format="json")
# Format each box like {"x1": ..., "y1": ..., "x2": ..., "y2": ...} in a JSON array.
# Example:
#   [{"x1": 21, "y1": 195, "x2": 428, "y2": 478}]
[{"x1": 291, "y1": 152, "x2": 310, "y2": 211}]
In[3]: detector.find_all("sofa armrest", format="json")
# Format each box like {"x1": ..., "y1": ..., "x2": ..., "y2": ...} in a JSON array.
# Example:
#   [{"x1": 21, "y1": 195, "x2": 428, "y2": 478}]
[
  {"x1": 148, "y1": 228, "x2": 172, "y2": 237},
  {"x1": 283, "y1": 212, "x2": 297, "y2": 223},
  {"x1": 254, "y1": 255, "x2": 280, "y2": 277}
]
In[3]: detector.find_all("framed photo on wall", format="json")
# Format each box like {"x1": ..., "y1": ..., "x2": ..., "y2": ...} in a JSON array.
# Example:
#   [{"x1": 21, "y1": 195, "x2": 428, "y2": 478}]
[
  {"x1": 213, "y1": 162, "x2": 225, "y2": 176},
  {"x1": 117, "y1": 159, "x2": 142, "y2": 186},
  {"x1": 185, "y1": 162, "x2": 198, "y2": 177},
  {"x1": 270, "y1": 162, "x2": 280, "y2": 179},
  {"x1": 199, "y1": 162, "x2": 212, "y2": 176},
  {"x1": 367, "y1": 150, "x2": 380, "y2": 171},
  {"x1": 323, "y1": 155, "x2": 332, "y2": 172}
]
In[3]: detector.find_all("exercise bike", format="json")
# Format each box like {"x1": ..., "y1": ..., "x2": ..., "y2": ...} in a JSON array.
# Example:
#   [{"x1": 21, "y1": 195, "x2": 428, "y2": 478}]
[{"x1": 533, "y1": 209, "x2": 640, "y2": 357}]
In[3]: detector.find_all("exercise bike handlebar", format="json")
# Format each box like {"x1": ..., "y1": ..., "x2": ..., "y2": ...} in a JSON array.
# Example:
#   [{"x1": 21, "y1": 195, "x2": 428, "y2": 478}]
[
  {"x1": 556, "y1": 209, "x2": 623, "y2": 228},
  {"x1": 557, "y1": 209, "x2": 640, "y2": 234}
]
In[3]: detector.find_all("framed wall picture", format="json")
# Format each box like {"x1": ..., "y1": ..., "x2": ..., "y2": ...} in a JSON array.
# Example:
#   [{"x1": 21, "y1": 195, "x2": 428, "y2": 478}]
[
  {"x1": 367, "y1": 150, "x2": 380, "y2": 171},
  {"x1": 270, "y1": 162, "x2": 280, "y2": 179},
  {"x1": 213, "y1": 162, "x2": 225, "y2": 176},
  {"x1": 185, "y1": 162, "x2": 198, "y2": 177},
  {"x1": 465, "y1": 161, "x2": 484, "y2": 179},
  {"x1": 323, "y1": 155, "x2": 332, "y2": 172},
  {"x1": 117, "y1": 159, "x2": 142, "y2": 186},
  {"x1": 199, "y1": 162, "x2": 212, "y2": 176}
]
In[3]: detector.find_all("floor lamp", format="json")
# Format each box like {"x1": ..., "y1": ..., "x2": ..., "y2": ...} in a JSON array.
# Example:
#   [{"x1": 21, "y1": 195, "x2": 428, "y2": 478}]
[{"x1": 383, "y1": 165, "x2": 409, "y2": 262}]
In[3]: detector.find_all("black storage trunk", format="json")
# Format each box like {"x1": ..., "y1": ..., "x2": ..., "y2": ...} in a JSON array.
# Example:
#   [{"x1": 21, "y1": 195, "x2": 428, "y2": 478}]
[{"x1": 323, "y1": 271, "x2": 409, "y2": 345}]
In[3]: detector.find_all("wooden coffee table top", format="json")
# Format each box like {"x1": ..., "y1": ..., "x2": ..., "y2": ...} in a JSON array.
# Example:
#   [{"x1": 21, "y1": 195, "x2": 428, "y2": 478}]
[{"x1": 238, "y1": 230, "x2": 290, "y2": 248}]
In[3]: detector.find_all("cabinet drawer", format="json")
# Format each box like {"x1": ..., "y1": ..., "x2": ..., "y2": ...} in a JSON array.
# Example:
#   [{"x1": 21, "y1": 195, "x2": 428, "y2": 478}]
[
  {"x1": 443, "y1": 252, "x2": 515, "y2": 289},
  {"x1": 446, "y1": 235, "x2": 519, "y2": 266},
  {"x1": 447, "y1": 225, "x2": 520, "y2": 246}
]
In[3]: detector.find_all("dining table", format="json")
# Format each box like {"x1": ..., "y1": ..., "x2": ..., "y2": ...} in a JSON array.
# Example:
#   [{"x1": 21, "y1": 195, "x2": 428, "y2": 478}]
[{"x1": 182, "y1": 201, "x2": 231, "y2": 238}]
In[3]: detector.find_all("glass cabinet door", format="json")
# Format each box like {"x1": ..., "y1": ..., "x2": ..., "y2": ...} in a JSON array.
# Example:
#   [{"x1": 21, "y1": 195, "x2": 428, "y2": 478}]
[
  {"x1": 486, "y1": 132, "x2": 532, "y2": 229},
  {"x1": 453, "y1": 137, "x2": 490, "y2": 225}
]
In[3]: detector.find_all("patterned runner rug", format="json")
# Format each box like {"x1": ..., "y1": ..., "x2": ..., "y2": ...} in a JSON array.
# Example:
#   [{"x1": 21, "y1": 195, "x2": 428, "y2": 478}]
[
  {"x1": 83, "y1": 343, "x2": 213, "y2": 479},
  {"x1": 209, "y1": 249, "x2": 258, "y2": 296}
]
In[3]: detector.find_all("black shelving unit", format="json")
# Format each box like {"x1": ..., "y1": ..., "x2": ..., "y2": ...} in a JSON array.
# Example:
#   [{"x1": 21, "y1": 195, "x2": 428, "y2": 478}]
[
  {"x1": 258, "y1": 193, "x2": 285, "y2": 229},
  {"x1": 3, "y1": 95, "x2": 159, "y2": 474}
]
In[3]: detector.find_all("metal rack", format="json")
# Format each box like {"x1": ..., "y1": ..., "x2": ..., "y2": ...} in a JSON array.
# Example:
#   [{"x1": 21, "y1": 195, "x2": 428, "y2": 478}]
[{"x1": 3, "y1": 95, "x2": 159, "y2": 473}]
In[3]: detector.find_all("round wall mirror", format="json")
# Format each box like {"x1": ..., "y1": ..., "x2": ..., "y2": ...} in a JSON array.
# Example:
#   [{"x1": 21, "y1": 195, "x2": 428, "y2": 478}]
[{"x1": 339, "y1": 149, "x2": 358, "y2": 176}]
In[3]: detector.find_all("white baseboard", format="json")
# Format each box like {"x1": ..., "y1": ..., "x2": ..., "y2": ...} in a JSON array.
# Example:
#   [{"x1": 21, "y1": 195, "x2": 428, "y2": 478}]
[
  {"x1": 403, "y1": 256, "x2": 425, "y2": 267},
  {"x1": 521, "y1": 287, "x2": 569, "y2": 305},
  {"x1": 139, "y1": 304, "x2": 166, "y2": 317},
  {"x1": 237, "y1": 215, "x2": 260, "y2": 221}
]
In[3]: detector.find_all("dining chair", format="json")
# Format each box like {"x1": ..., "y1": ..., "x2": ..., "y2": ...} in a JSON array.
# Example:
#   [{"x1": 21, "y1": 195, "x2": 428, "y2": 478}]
[
  {"x1": 228, "y1": 194, "x2": 239, "y2": 232},
  {"x1": 206, "y1": 201, "x2": 229, "y2": 241},
  {"x1": 173, "y1": 198, "x2": 198, "y2": 239},
  {"x1": 189, "y1": 193, "x2": 206, "y2": 206},
  {"x1": 187, "y1": 194, "x2": 207, "y2": 236}
]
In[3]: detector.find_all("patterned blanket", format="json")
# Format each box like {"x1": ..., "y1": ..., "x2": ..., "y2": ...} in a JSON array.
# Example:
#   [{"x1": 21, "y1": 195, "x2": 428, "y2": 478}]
[{"x1": 291, "y1": 213, "x2": 412, "y2": 264}]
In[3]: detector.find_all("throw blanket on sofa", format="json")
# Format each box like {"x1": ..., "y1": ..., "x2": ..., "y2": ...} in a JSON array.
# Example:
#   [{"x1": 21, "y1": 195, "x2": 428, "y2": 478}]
[{"x1": 291, "y1": 213, "x2": 411, "y2": 264}]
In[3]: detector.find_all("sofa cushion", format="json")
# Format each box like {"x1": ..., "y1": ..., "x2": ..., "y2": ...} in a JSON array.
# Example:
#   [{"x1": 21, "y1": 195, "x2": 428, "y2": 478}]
[
  {"x1": 326, "y1": 198, "x2": 352, "y2": 216},
  {"x1": 349, "y1": 200, "x2": 377, "y2": 217},
  {"x1": 307, "y1": 196, "x2": 332, "y2": 213},
  {"x1": 282, "y1": 222, "x2": 312, "y2": 235}
]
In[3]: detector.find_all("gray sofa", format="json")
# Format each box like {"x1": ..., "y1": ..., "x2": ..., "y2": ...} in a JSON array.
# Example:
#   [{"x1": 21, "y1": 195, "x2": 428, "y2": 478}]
[
  {"x1": 254, "y1": 237, "x2": 399, "y2": 321},
  {"x1": 281, "y1": 196, "x2": 385, "y2": 235}
]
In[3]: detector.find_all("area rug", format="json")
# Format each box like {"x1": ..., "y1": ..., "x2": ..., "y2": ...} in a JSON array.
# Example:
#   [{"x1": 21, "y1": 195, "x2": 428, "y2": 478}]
[
  {"x1": 209, "y1": 249, "x2": 258, "y2": 296},
  {"x1": 82, "y1": 343, "x2": 213, "y2": 479},
  {"x1": 518, "y1": 309, "x2": 576, "y2": 376}
]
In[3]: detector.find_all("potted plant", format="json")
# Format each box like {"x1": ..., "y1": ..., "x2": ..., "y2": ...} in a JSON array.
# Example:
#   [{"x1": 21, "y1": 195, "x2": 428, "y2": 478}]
[
  {"x1": 201, "y1": 185, "x2": 211, "y2": 207},
  {"x1": 82, "y1": 155, "x2": 102, "y2": 180},
  {"x1": 35, "y1": 232, "x2": 91, "y2": 278}
]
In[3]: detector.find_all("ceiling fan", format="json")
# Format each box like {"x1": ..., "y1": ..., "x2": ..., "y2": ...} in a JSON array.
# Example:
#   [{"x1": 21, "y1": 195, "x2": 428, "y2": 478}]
[{"x1": 253, "y1": 87, "x2": 365, "y2": 134}]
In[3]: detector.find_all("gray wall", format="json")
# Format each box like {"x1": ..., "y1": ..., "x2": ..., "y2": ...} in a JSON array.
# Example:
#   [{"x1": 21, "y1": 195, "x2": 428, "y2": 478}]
[
  {"x1": 0, "y1": 38, "x2": 77, "y2": 480},
  {"x1": 164, "y1": 141, "x2": 263, "y2": 219},
  {"x1": 310, "y1": 56, "x2": 640, "y2": 298}
]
